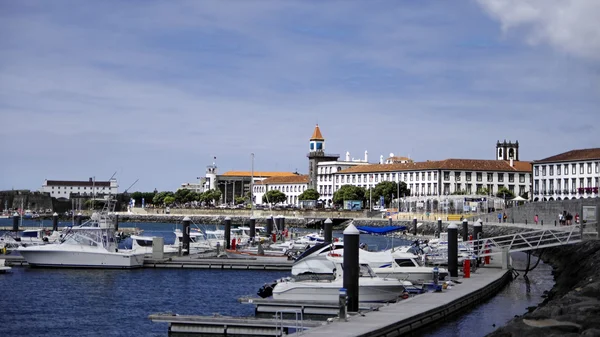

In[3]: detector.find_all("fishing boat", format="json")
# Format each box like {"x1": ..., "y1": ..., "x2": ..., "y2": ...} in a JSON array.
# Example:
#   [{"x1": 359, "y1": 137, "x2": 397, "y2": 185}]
[
  {"x1": 268, "y1": 256, "x2": 412, "y2": 303},
  {"x1": 18, "y1": 198, "x2": 145, "y2": 269}
]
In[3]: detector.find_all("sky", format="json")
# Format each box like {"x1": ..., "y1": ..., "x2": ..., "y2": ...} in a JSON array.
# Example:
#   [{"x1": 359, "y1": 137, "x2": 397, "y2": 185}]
[{"x1": 1, "y1": 0, "x2": 599, "y2": 192}]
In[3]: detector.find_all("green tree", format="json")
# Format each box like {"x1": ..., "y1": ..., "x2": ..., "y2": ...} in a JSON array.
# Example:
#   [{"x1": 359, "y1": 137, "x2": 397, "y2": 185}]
[
  {"x1": 152, "y1": 191, "x2": 174, "y2": 206},
  {"x1": 496, "y1": 187, "x2": 515, "y2": 200},
  {"x1": 262, "y1": 190, "x2": 287, "y2": 204},
  {"x1": 520, "y1": 191, "x2": 529, "y2": 200},
  {"x1": 451, "y1": 190, "x2": 467, "y2": 195},
  {"x1": 332, "y1": 185, "x2": 366, "y2": 206},
  {"x1": 200, "y1": 189, "x2": 222, "y2": 204},
  {"x1": 370, "y1": 181, "x2": 410, "y2": 207},
  {"x1": 476, "y1": 187, "x2": 490, "y2": 196},
  {"x1": 298, "y1": 188, "x2": 320, "y2": 201},
  {"x1": 234, "y1": 196, "x2": 246, "y2": 205},
  {"x1": 163, "y1": 196, "x2": 175, "y2": 205}
]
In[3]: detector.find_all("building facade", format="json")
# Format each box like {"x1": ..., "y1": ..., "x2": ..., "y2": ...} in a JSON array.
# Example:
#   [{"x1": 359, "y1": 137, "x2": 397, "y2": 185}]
[
  {"x1": 253, "y1": 175, "x2": 309, "y2": 206},
  {"x1": 532, "y1": 148, "x2": 600, "y2": 201},
  {"x1": 334, "y1": 158, "x2": 532, "y2": 201},
  {"x1": 41, "y1": 178, "x2": 118, "y2": 199}
]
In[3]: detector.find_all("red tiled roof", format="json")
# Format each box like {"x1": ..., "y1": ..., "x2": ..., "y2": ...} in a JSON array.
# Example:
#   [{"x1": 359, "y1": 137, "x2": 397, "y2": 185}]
[
  {"x1": 46, "y1": 180, "x2": 111, "y2": 187},
  {"x1": 256, "y1": 175, "x2": 309, "y2": 185},
  {"x1": 535, "y1": 148, "x2": 600, "y2": 163},
  {"x1": 221, "y1": 171, "x2": 297, "y2": 177},
  {"x1": 338, "y1": 159, "x2": 531, "y2": 174}
]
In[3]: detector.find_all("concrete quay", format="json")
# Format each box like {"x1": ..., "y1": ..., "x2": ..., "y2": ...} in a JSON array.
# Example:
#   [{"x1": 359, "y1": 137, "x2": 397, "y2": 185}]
[{"x1": 301, "y1": 261, "x2": 511, "y2": 337}]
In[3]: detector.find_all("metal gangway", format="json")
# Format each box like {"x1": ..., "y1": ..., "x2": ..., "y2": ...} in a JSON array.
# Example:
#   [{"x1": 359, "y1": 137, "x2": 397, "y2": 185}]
[{"x1": 467, "y1": 224, "x2": 599, "y2": 258}]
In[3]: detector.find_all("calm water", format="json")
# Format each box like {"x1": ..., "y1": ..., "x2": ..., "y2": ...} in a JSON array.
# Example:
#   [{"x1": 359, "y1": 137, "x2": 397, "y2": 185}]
[{"x1": 0, "y1": 219, "x2": 554, "y2": 337}]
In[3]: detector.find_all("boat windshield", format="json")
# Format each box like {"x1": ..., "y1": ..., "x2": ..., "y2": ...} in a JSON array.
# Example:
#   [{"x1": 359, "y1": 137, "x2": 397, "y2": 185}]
[
  {"x1": 21, "y1": 231, "x2": 40, "y2": 238},
  {"x1": 135, "y1": 239, "x2": 153, "y2": 247}
]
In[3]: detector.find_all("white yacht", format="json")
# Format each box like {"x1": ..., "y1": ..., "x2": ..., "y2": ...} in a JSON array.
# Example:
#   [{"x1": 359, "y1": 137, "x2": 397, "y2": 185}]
[
  {"x1": 173, "y1": 229, "x2": 214, "y2": 253},
  {"x1": 291, "y1": 242, "x2": 345, "y2": 276},
  {"x1": 271, "y1": 257, "x2": 411, "y2": 303},
  {"x1": 129, "y1": 235, "x2": 179, "y2": 256},
  {"x1": 18, "y1": 199, "x2": 145, "y2": 269}
]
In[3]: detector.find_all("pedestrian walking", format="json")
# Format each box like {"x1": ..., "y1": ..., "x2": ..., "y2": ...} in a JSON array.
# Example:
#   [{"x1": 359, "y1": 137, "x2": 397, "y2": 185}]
[
  {"x1": 498, "y1": 212, "x2": 502, "y2": 223},
  {"x1": 503, "y1": 212, "x2": 507, "y2": 223},
  {"x1": 558, "y1": 213, "x2": 563, "y2": 226},
  {"x1": 575, "y1": 213, "x2": 580, "y2": 224},
  {"x1": 534, "y1": 214, "x2": 539, "y2": 225}
]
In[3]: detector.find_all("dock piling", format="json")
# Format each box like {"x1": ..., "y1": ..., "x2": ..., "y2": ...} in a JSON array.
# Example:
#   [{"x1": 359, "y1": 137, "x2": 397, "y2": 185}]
[
  {"x1": 437, "y1": 218, "x2": 442, "y2": 238},
  {"x1": 76, "y1": 212, "x2": 83, "y2": 226},
  {"x1": 224, "y1": 217, "x2": 232, "y2": 249},
  {"x1": 12, "y1": 213, "x2": 19, "y2": 232},
  {"x1": 462, "y1": 219, "x2": 468, "y2": 242},
  {"x1": 182, "y1": 216, "x2": 191, "y2": 256},
  {"x1": 249, "y1": 217, "x2": 256, "y2": 242},
  {"x1": 473, "y1": 220, "x2": 482, "y2": 266},
  {"x1": 324, "y1": 218, "x2": 333, "y2": 243},
  {"x1": 115, "y1": 214, "x2": 119, "y2": 231},
  {"x1": 447, "y1": 224, "x2": 458, "y2": 278},
  {"x1": 343, "y1": 223, "x2": 360, "y2": 312},
  {"x1": 266, "y1": 216, "x2": 273, "y2": 236},
  {"x1": 52, "y1": 212, "x2": 59, "y2": 232},
  {"x1": 412, "y1": 217, "x2": 417, "y2": 236}
]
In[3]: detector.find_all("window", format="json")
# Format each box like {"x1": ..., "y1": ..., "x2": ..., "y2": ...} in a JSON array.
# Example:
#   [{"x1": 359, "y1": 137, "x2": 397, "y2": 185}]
[
  {"x1": 427, "y1": 172, "x2": 431, "y2": 180},
  {"x1": 422, "y1": 172, "x2": 425, "y2": 181},
  {"x1": 392, "y1": 173, "x2": 396, "y2": 180},
  {"x1": 549, "y1": 166, "x2": 553, "y2": 176},
  {"x1": 557, "y1": 165, "x2": 561, "y2": 175},
  {"x1": 508, "y1": 174, "x2": 514, "y2": 183},
  {"x1": 487, "y1": 173, "x2": 493, "y2": 182},
  {"x1": 498, "y1": 173, "x2": 504, "y2": 182},
  {"x1": 443, "y1": 172, "x2": 450, "y2": 181},
  {"x1": 587, "y1": 178, "x2": 592, "y2": 188},
  {"x1": 358, "y1": 175, "x2": 361, "y2": 183},
  {"x1": 519, "y1": 174, "x2": 525, "y2": 183},
  {"x1": 476, "y1": 172, "x2": 482, "y2": 182},
  {"x1": 572, "y1": 164, "x2": 576, "y2": 175},
  {"x1": 580, "y1": 178, "x2": 584, "y2": 188},
  {"x1": 375, "y1": 175, "x2": 378, "y2": 182},
  {"x1": 564, "y1": 164, "x2": 568, "y2": 174},
  {"x1": 336, "y1": 176, "x2": 339, "y2": 183},
  {"x1": 416, "y1": 173, "x2": 419, "y2": 181},
  {"x1": 534, "y1": 180, "x2": 539, "y2": 193},
  {"x1": 580, "y1": 163, "x2": 584, "y2": 174},
  {"x1": 588, "y1": 163, "x2": 592, "y2": 174},
  {"x1": 534, "y1": 167, "x2": 539, "y2": 176},
  {"x1": 542, "y1": 166, "x2": 546, "y2": 176},
  {"x1": 434, "y1": 172, "x2": 437, "y2": 180},
  {"x1": 410, "y1": 173, "x2": 413, "y2": 181},
  {"x1": 597, "y1": 162, "x2": 599, "y2": 173},
  {"x1": 455, "y1": 172, "x2": 461, "y2": 181},
  {"x1": 403, "y1": 173, "x2": 407, "y2": 181},
  {"x1": 466, "y1": 172, "x2": 472, "y2": 181},
  {"x1": 341, "y1": 176, "x2": 345, "y2": 183}
]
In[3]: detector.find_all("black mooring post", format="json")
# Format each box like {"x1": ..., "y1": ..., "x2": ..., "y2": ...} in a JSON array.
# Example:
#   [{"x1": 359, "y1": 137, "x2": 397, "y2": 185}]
[
  {"x1": 115, "y1": 214, "x2": 119, "y2": 231},
  {"x1": 249, "y1": 217, "x2": 256, "y2": 241},
  {"x1": 473, "y1": 221, "x2": 483, "y2": 266},
  {"x1": 182, "y1": 216, "x2": 191, "y2": 256},
  {"x1": 324, "y1": 218, "x2": 333, "y2": 243},
  {"x1": 437, "y1": 218, "x2": 442, "y2": 238},
  {"x1": 224, "y1": 217, "x2": 232, "y2": 249},
  {"x1": 343, "y1": 223, "x2": 360, "y2": 312},
  {"x1": 448, "y1": 224, "x2": 458, "y2": 278},
  {"x1": 462, "y1": 219, "x2": 469, "y2": 242},
  {"x1": 76, "y1": 213, "x2": 83, "y2": 226},
  {"x1": 412, "y1": 217, "x2": 417, "y2": 236},
  {"x1": 266, "y1": 216, "x2": 273, "y2": 235},
  {"x1": 281, "y1": 216, "x2": 286, "y2": 231},
  {"x1": 12, "y1": 213, "x2": 19, "y2": 232},
  {"x1": 52, "y1": 212, "x2": 59, "y2": 232}
]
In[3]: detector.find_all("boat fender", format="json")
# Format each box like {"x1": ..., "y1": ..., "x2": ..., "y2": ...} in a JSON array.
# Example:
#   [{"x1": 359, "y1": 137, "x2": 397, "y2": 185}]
[
  {"x1": 401, "y1": 292, "x2": 409, "y2": 299},
  {"x1": 328, "y1": 253, "x2": 342, "y2": 257}
]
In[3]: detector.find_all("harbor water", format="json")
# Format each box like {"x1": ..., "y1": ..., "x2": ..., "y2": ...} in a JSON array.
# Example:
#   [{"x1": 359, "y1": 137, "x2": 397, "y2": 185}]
[{"x1": 0, "y1": 220, "x2": 554, "y2": 337}]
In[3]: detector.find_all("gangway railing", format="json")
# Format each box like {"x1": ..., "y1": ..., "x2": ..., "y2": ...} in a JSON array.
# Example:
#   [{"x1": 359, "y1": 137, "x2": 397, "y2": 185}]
[
  {"x1": 465, "y1": 224, "x2": 598, "y2": 258},
  {"x1": 275, "y1": 309, "x2": 305, "y2": 336}
]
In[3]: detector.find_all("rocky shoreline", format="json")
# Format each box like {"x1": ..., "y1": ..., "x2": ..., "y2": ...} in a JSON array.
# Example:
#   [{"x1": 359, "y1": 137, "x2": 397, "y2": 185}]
[{"x1": 486, "y1": 240, "x2": 600, "y2": 337}]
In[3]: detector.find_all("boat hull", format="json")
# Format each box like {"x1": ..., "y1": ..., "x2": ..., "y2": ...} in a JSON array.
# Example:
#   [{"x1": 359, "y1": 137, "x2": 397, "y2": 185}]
[{"x1": 19, "y1": 247, "x2": 145, "y2": 269}]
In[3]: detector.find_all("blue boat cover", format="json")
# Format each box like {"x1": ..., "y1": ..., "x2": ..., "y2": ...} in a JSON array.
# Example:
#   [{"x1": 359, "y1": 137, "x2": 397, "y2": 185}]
[{"x1": 356, "y1": 226, "x2": 406, "y2": 235}]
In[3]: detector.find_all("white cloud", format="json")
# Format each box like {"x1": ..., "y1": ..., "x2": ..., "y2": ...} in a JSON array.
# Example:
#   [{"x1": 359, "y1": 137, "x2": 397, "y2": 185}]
[{"x1": 476, "y1": 0, "x2": 600, "y2": 60}]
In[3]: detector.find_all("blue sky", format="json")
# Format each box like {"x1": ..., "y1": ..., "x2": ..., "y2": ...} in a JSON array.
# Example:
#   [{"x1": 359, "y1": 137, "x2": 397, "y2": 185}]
[{"x1": 1, "y1": 0, "x2": 599, "y2": 192}]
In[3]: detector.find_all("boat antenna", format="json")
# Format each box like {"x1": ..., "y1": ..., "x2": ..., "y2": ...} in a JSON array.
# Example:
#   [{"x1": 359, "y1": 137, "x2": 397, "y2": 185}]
[{"x1": 123, "y1": 179, "x2": 139, "y2": 194}]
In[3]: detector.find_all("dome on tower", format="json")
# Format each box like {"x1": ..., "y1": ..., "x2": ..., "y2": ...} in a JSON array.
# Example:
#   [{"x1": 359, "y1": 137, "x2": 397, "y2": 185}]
[{"x1": 310, "y1": 124, "x2": 324, "y2": 141}]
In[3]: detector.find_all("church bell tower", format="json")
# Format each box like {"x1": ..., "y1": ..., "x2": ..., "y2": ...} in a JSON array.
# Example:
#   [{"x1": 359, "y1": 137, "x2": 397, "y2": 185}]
[{"x1": 307, "y1": 125, "x2": 339, "y2": 189}]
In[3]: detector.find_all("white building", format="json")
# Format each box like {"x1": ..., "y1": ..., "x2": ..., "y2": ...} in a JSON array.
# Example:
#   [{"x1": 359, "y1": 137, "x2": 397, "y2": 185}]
[
  {"x1": 336, "y1": 158, "x2": 532, "y2": 199},
  {"x1": 254, "y1": 175, "x2": 309, "y2": 206},
  {"x1": 41, "y1": 178, "x2": 118, "y2": 199},
  {"x1": 532, "y1": 148, "x2": 600, "y2": 201}
]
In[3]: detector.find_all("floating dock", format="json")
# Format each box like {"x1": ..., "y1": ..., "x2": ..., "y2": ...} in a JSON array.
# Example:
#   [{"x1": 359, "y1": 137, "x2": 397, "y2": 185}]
[
  {"x1": 148, "y1": 313, "x2": 324, "y2": 336},
  {"x1": 239, "y1": 298, "x2": 384, "y2": 317},
  {"x1": 1, "y1": 255, "x2": 294, "y2": 270}
]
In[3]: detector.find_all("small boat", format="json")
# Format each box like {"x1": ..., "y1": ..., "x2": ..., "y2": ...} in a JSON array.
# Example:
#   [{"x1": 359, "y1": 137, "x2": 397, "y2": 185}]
[
  {"x1": 225, "y1": 243, "x2": 292, "y2": 262},
  {"x1": 270, "y1": 256, "x2": 412, "y2": 303},
  {"x1": 128, "y1": 235, "x2": 180, "y2": 256}
]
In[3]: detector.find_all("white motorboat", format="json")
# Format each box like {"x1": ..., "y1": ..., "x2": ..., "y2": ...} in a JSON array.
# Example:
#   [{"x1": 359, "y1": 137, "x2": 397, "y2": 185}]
[
  {"x1": 173, "y1": 229, "x2": 212, "y2": 253},
  {"x1": 225, "y1": 245, "x2": 291, "y2": 262},
  {"x1": 291, "y1": 242, "x2": 344, "y2": 275},
  {"x1": 18, "y1": 198, "x2": 145, "y2": 269},
  {"x1": 271, "y1": 257, "x2": 411, "y2": 303},
  {"x1": 128, "y1": 235, "x2": 179, "y2": 256}
]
